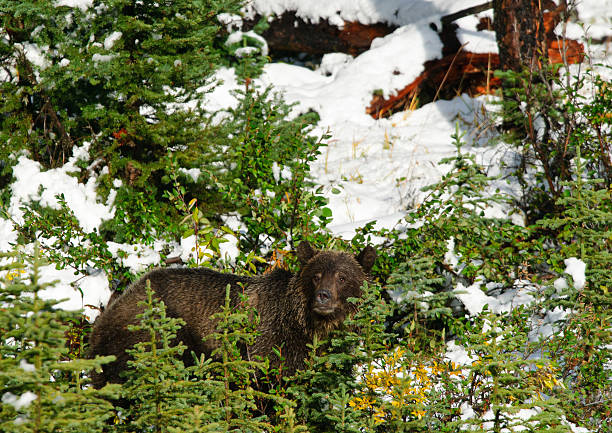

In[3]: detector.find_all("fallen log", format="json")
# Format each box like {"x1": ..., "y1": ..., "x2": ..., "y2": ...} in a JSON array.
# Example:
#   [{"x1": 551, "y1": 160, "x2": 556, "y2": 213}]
[
  {"x1": 367, "y1": 11, "x2": 584, "y2": 119},
  {"x1": 243, "y1": 11, "x2": 397, "y2": 56},
  {"x1": 367, "y1": 51, "x2": 502, "y2": 118}
]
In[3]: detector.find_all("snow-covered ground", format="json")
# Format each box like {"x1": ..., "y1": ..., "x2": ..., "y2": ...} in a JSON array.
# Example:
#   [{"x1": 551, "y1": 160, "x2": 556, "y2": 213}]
[{"x1": 1, "y1": 1, "x2": 610, "y2": 428}]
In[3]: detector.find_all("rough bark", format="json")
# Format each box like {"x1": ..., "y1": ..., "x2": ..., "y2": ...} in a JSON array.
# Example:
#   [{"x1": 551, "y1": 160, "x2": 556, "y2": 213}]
[{"x1": 492, "y1": 0, "x2": 552, "y2": 71}]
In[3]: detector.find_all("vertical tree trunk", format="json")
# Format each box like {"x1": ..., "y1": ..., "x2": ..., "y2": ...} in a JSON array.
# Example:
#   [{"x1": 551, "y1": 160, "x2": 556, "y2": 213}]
[{"x1": 493, "y1": 0, "x2": 549, "y2": 71}]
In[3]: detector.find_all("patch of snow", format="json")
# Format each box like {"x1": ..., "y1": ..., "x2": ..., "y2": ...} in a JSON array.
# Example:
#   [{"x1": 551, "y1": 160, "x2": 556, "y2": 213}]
[
  {"x1": 218, "y1": 13, "x2": 243, "y2": 32},
  {"x1": 19, "y1": 359, "x2": 35, "y2": 372},
  {"x1": 319, "y1": 52, "x2": 353, "y2": 77},
  {"x1": 244, "y1": 0, "x2": 486, "y2": 26},
  {"x1": 545, "y1": 306, "x2": 568, "y2": 324},
  {"x1": 0, "y1": 219, "x2": 18, "y2": 252},
  {"x1": 554, "y1": 277, "x2": 568, "y2": 292},
  {"x1": 8, "y1": 145, "x2": 115, "y2": 233},
  {"x1": 454, "y1": 279, "x2": 492, "y2": 316},
  {"x1": 226, "y1": 30, "x2": 269, "y2": 56},
  {"x1": 444, "y1": 237, "x2": 460, "y2": 269},
  {"x1": 103, "y1": 31, "x2": 122, "y2": 50},
  {"x1": 455, "y1": 279, "x2": 536, "y2": 316},
  {"x1": 55, "y1": 0, "x2": 93, "y2": 10},
  {"x1": 23, "y1": 43, "x2": 49, "y2": 69},
  {"x1": 173, "y1": 232, "x2": 239, "y2": 265},
  {"x1": 2, "y1": 391, "x2": 37, "y2": 410},
  {"x1": 179, "y1": 168, "x2": 201, "y2": 182},
  {"x1": 445, "y1": 340, "x2": 475, "y2": 365},
  {"x1": 564, "y1": 257, "x2": 586, "y2": 290},
  {"x1": 107, "y1": 242, "x2": 162, "y2": 275},
  {"x1": 92, "y1": 53, "x2": 116, "y2": 63},
  {"x1": 455, "y1": 15, "x2": 498, "y2": 54},
  {"x1": 198, "y1": 67, "x2": 241, "y2": 118},
  {"x1": 38, "y1": 264, "x2": 111, "y2": 321}
]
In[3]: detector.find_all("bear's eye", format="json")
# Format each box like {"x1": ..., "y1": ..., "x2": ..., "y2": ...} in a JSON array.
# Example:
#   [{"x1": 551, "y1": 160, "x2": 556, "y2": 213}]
[
  {"x1": 313, "y1": 274, "x2": 321, "y2": 284},
  {"x1": 338, "y1": 276, "x2": 345, "y2": 283}
]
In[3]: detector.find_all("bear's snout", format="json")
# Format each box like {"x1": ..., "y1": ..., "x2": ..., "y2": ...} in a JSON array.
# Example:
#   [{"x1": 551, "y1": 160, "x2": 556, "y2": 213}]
[
  {"x1": 315, "y1": 289, "x2": 332, "y2": 305},
  {"x1": 313, "y1": 282, "x2": 338, "y2": 315}
]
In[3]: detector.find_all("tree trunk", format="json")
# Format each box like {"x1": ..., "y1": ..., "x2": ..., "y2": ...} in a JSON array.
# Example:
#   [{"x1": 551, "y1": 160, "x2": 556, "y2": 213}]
[{"x1": 493, "y1": 0, "x2": 550, "y2": 71}]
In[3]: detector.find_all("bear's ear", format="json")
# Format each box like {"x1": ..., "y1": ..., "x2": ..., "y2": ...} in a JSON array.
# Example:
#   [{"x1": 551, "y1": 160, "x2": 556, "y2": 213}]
[
  {"x1": 296, "y1": 241, "x2": 316, "y2": 265},
  {"x1": 356, "y1": 246, "x2": 377, "y2": 273}
]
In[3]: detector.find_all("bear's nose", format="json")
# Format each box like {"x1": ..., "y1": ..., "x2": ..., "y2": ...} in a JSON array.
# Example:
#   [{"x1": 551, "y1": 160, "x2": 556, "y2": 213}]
[{"x1": 315, "y1": 289, "x2": 332, "y2": 305}]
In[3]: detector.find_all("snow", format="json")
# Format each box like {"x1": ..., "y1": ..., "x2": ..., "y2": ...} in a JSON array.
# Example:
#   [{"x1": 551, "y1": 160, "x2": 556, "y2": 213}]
[
  {"x1": 563, "y1": 257, "x2": 586, "y2": 290},
  {"x1": 169, "y1": 233, "x2": 239, "y2": 265},
  {"x1": 23, "y1": 43, "x2": 49, "y2": 70},
  {"x1": 453, "y1": 278, "x2": 540, "y2": 316},
  {"x1": 197, "y1": 67, "x2": 240, "y2": 117},
  {"x1": 1, "y1": 391, "x2": 37, "y2": 410},
  {"x1": 455, "y1": 15, "x2": 498, "y2": 54},
  {"x1": 258, "y1": 22, "x2": 443, "y2": 125},
  {"x1": 55, "y1": 0, "x2": 93, "y2": 10},
  {"x1": 244, "y1": 0, "x2": 486, "y2": 26},
  {"x1": 38, "y1": 264, "x2": 112, "y2": 321},
  {"x1": 446, "y1": 340, "x2": 475, "y2": 366},
  {"x1": 107, "y1": 242, "x2": 162, "y2": 275},
  {"x1": 0, "y1": 218, "x2": 18, "y2": 251},
  {"x1": 103, "y1": 31, "x2": 122, "y2": 50},
  {"x1": 19, "y1": 359, "x2": 36, "y2": 372},
  {"x1": 8, "y1": 144, "x2": 115, "y2": 234},
  {"x1": 92, "y1": 53, "x2": 116, "y2": 63}
]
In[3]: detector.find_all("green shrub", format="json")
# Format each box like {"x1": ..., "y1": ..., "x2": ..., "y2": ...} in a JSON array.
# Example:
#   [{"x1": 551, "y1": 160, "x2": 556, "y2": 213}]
[
  {"x1": 495, "y1": 64, "x2": 611, "y2": 222},
  {"x1": 7, "y1": 193, "x2": 132, "y2": 286},
  {"x1": 201, "y1": 84, "x2": 331, "y2": 255},
  {"x1": 535, "y1": 147, "x2": 612, "y2": 431}
]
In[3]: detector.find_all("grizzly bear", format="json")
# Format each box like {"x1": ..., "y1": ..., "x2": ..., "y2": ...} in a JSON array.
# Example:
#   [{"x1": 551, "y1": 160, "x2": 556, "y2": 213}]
[{"x1": 88, "y1": 241, "x2": 376, "y2": 387}]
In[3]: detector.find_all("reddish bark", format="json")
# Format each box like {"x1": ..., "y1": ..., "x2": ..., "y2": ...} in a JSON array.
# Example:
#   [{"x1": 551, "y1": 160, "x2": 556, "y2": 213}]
[
  {"x1": 367, "y1": 9, "x2": 584, "y2": 119},
  {"x1": 243, "y1": 6, "x2": 584, "y2": 120},
  {"x1": 367, "y1": 52, "x2": 502, "y2": 119},
  {"x1": 244, "y1": 11, "x2": 397, "y2": 56}
]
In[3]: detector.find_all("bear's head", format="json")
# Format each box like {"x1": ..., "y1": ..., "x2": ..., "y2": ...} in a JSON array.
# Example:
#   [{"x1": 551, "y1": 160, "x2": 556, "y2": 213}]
[{"x1": 296, "y1": 241, "x2": 376, "y2": 331}]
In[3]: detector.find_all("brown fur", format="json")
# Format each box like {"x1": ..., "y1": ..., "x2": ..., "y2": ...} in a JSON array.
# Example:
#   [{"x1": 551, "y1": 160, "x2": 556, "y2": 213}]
[{"x1": 88, "y1": 242, "x2": 376, "y2": 387}]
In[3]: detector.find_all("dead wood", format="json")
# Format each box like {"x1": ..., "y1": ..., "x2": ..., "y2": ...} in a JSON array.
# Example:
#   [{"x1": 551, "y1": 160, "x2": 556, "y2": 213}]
[
  {"x1": 366, "y1": 9, "x2": 584, "y2": 119},
  {"x1": 243, "y1": 11, "x2": 397, "y2": 56}
]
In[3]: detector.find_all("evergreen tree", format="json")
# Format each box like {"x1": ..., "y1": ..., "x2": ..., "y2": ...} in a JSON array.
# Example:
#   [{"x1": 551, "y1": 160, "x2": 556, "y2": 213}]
[
  {"x1": 456, "y1": 311, "x2": 569, "y2": 433},
  {"x1": 117, "y1": 280, "x2": 295, "y2": 432},
  {"x1": 203, "y1": 284, "x2": 291, "y2": 431},
  {"x1": 536, "y1": 145, "x2": 612, "y2": 428},
  {"x1": 1, "y1": 0, "x2": 244, "y2": 241},
  {"x1": 386, "y1": 256, "x2": 451, "y2": 343},
  {"x1": 0, "y1": 245, "x2": 118, "y2": 432},
  {"x1": 537, "y1": 145, "x2": 612, "y2": 309},
  {"x1": 0, "y1": 0, "x2": 84, "y2": 172},
  {"x1": 196, "y1": 84, "x2": 329, "y2": 252},
  {"x1": 80, "y1": 0, "x2": 240, "y2": 188}
]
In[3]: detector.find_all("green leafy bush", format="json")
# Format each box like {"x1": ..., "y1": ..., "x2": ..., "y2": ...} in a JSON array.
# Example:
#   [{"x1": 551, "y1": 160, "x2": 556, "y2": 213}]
[
  {"x1": 495, "y1": 64, "x2": 611, "y2": 222},
  {"x1": 7, "y1": 193, "x2": 132, "y2": 285}
]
